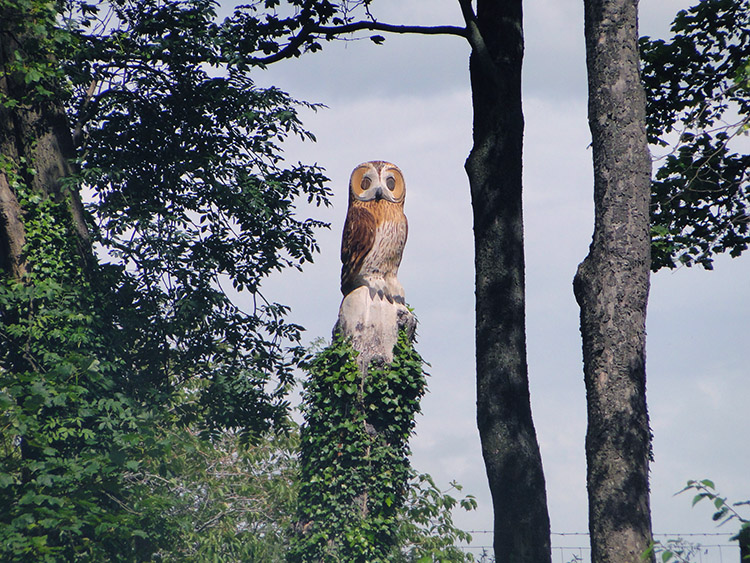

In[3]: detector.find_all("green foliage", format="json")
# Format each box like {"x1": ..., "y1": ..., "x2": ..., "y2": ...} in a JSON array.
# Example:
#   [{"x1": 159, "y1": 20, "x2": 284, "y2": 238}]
[
  {"x1": 217, "y1": 0, "x2": 347, "y2": 62},
  {"x1": 679, "y1": 480, "x2": 749, "y2": 533},
  {"x1": 0, "y1": 0, "x2": 73, "y2": 105},
  {"x1": 394, "y1": 473, "x2": 476, "y2": 562},
  {"x1": 642, "y1": 538, "x2": 704, "y2": 563},
  {"x1": 641, "y1": 0, "x2": 750, "y2": 270},
  {"x1": 1, "y1": 0, "x2": 343, "y2": 559},
  {"x1": 2, "y1": 1, "x2": 478, "y2": 560},
  {"x1": 61, "y1": 0, "x2": 334, "y2": 437},
  {"x1": 643, "y1": 480, "x2": 750, "y2": 563},
  {"x1": 151, "y1": 423, "x2": 477, "y2": 563},
  {"x1": 289, "y1": 332, "x2": 430, "y2": 562},
  {"x1": 141, "y1": 422, "x2": 475, "y2": 563},
  {"x1": 136, "y1": 426, "x2": 301, "y2": 562},
  {"x1": 0, "y1": 184, "x2": 172, "y2": 560}
]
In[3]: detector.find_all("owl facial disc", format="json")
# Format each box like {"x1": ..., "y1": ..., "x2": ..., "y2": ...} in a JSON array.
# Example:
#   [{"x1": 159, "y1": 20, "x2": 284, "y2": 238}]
[{"x1": 349, "y1": 161, "x2": 405, "y2": 204}]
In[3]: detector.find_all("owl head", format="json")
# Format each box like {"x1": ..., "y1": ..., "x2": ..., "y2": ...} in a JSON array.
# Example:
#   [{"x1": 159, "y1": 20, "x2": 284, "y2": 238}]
[{"x1": 348, "y1": 161, "x2": 405, "y2": 205}]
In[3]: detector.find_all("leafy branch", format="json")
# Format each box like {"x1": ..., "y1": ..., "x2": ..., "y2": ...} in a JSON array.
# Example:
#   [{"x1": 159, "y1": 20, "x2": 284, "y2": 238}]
[
  {"x1": 643, "y1": 480, "x2": 750, "y2": 563},
  {"x1": 679, "y1": 479, "x2": 748, "y2": 532}
]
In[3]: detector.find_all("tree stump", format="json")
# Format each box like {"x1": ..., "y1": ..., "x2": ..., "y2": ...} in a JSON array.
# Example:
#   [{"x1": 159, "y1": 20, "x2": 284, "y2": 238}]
[{"x1": 334, "y1": 285, "x2": 416, "y2": 370}]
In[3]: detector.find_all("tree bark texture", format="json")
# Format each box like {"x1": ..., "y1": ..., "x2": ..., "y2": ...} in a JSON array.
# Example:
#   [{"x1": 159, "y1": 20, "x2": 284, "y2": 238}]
[
  {"x1": 574, "y1": 0, "x2": 654, "y2": 562},
  {"x1": 0, "y1": 19, "x2": 90, "y2": 280},
  {"x1": 465, "y1": 1, "x2": 551, "y2": 561}
]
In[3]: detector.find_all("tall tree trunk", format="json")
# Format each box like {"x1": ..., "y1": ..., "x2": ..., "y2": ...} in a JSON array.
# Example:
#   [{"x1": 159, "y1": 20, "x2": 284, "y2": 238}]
[
  {"x1": 464, "y1": 1, "x2": 551, "y2": 561},
  {"x1": 0, "y1": 16, "x2": 90, "y2": 281},
  {"x1": 574, "y1": 0, "x2": 654, "y2": 561},
  {"x1": 2, "y1": 3, "x2": 93, "y2": 477}
]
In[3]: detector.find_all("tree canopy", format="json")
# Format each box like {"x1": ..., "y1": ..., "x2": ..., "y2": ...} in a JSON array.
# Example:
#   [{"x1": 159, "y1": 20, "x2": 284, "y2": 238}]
[
  {"x1": 1, "y1": 0, "x2": 333, "y2": 558},
  {"x1": 642, "y1": 0, "x2": 750, "y2": 271},
  {"x1": 65, "y1": 0, "x2": 334, "y2": 435}
]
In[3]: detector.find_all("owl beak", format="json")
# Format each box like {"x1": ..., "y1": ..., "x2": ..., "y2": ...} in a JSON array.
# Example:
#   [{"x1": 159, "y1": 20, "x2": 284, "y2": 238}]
[{"x1": 374, "y1": 185, "x2": 385, "y2": 200}]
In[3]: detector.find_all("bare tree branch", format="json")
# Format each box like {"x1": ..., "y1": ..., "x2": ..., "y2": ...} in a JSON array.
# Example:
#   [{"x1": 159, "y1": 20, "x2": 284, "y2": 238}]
[
  {"x1": 252, "y1": 20, "x2": 469, "y2": 66},
  {"x1": 456, "y1": 0, "x2": 494, "y2": 70},
  {"x1": 315, "y1": 20, "x2": 468, "y2": 38}
]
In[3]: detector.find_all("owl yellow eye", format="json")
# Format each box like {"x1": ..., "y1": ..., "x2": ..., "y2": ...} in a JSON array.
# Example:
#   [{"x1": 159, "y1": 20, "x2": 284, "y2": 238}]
[
  {"x1": 361, "y1": 176, "x2": 371, "y2": 191},
  {"x1": 386, "y1": 176, "x2": 396, "y2": 191}
]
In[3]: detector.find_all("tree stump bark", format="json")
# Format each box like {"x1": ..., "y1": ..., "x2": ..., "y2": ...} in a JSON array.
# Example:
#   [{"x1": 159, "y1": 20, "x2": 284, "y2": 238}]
[{"x1": 334, "y1": 285, "x2": 416, "y2": 370}]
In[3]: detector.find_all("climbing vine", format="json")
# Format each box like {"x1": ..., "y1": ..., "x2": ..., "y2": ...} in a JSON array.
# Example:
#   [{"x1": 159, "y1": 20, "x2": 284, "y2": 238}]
[
  {"x1": 0, "y1": 182, "x2": 170, "y2": 560},
  {"x1": 290, "y1": 331, "x2": 427, "y2": 562}
]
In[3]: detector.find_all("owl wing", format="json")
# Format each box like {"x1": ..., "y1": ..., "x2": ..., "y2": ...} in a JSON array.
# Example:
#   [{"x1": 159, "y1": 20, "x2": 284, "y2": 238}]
[{"x1": 340, "y1": 205, "x2": 377, "y2": 296}]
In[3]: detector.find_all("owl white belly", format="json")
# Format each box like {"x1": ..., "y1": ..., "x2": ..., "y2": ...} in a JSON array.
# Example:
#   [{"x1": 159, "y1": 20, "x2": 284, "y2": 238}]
[{"x1": 360, "y1": 221, "x2": 407, "y2": 303}]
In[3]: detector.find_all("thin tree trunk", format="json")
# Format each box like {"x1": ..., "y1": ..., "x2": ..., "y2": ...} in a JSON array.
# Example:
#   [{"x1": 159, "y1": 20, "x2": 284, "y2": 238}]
[
  {"x1": 0, "y1": 30, "x2": 29, "y2": 279},
  {"x1": 574, "y1": 0, "x2": 654, "y2": 561},
  {"x1": 465, "y1": 1, "x2": 551, "y2": 561}
]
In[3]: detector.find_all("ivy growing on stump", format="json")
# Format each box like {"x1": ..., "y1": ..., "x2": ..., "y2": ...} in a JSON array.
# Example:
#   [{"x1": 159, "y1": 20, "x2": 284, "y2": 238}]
[
  {"x1": 287, "y1": 160, "x2": 424, "y2": 560},
  {"x1": 290, "y1": 328, "x2": 426, "y2": 562}
]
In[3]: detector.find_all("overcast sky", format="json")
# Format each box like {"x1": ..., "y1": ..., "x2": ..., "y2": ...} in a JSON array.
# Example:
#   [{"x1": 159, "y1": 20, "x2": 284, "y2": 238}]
[{"x1": 245, "y1": 1, "x2": 749, "y2": 559}]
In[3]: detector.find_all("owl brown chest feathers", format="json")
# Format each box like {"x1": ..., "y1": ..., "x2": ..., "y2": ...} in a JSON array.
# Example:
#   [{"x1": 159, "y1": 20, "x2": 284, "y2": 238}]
[
  {"x1": 356, "y1": 200, "x2": 407, "y2": 273},
  {"x1": 340, "y1": 161, "x2": 408, "y2": 302}
]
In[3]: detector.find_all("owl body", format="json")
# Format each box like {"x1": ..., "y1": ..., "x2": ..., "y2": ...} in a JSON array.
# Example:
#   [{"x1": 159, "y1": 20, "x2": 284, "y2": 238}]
[{"x1": 341, "y1": 161, "x2": 407, "y2": 304}]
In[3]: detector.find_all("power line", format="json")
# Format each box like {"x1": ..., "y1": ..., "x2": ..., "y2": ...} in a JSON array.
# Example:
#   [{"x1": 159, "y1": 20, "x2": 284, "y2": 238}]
[
  {"x1": 454, "y1": 533, "x2": 740, "y2": 563},
  {"x1": 462, "y1": 530, "x2": 735, "y2": 537}
]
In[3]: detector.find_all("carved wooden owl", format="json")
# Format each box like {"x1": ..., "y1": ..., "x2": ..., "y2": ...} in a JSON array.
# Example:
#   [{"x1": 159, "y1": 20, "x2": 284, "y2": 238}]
[{"x1": 340, "y1": 161, "x2": 407, "y2": 304}]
